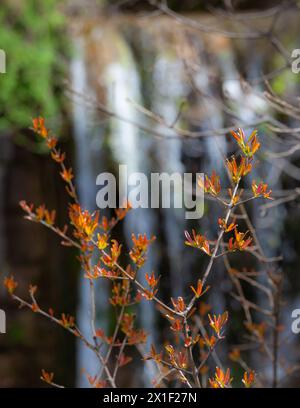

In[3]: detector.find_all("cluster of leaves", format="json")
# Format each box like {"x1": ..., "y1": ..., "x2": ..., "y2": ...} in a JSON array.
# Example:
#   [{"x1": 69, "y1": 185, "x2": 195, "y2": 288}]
[
  {"x1": 4, "y1": 121, "x2": 277, "y2": 388},
  {"x1": 186, "y1": 128, "x2": 271, "y2": 260}
]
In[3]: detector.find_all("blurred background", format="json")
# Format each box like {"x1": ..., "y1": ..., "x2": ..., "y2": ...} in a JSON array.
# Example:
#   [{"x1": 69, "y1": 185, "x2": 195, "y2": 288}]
[{"x1": 1, "y1": 0, "x2": 300, "y2": 387}]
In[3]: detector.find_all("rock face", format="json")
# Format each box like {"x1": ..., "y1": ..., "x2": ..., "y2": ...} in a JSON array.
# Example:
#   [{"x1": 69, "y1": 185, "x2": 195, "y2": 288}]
[{"x1": 0, "y1": 133, "x2": 77, "y2": 387}]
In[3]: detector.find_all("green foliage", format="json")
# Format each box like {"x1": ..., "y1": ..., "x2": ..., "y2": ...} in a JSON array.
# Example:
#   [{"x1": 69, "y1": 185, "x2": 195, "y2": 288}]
[{"x1": 0, "y1": 0, "x2": 68, "y2": 131}]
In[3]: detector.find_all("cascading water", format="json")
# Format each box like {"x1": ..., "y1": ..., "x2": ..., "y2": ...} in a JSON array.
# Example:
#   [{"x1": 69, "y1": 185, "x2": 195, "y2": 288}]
[
  {"x1": 220, "y1": 50, "x2": 286, "y2": 380},
  {"x1": 151, "y1": 55, "x2": 188, "y2": 297},
  {"x1": 191, "y1": 45, "x2": 229, "y2": 336},
  {"x1": 71, "y1": 38, "x2": 108, "y2": 387},
  {"x1": 104, "y1": 33, "x2": 159, "y2": 385},
  {"x1": 195, "y1": 56, "x2": 227, "y2": 171}
]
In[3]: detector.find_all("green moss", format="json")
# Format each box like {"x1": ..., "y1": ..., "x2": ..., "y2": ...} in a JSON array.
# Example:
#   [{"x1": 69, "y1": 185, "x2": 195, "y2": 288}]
[{"x1": 0, "y1": 0, "x2": 68, "y2": 131}]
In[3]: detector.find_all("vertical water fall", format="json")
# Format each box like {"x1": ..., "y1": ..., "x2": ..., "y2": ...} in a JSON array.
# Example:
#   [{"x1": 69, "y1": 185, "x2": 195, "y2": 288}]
[
  {"x1": 152, "y1": 55, "x2": 187, "y2": 297},
  {"x1": 104, "y1": 33, "x2": 159, "y2": 385},
  {"x1": 71, "y1": 39, "x2": 108, "y2": 387}
]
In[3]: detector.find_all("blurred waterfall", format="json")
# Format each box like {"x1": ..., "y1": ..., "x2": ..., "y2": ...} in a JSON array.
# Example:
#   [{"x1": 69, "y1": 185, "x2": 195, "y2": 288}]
[
  {"x1": 221, "y1": 52, "x2": 283, "y2": 260},
  {"x1": 192, "y1": 49, "x2": 229, "y2": 319},
  {"x1": 152, "y1": 55, "x2": 188, "y2": 297},
  {"x1": 221, "y1": 51, "x2": 285, "y2": 381},
  {"x1": 195, "y1": 58, "x2": 227, "y2": 172},
  {"x1": 104, "y1": 36, "x2": 159, "y2": 385},
  {"x1": 71, "y1": 39, "x2": 108, "y2": 387}
]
